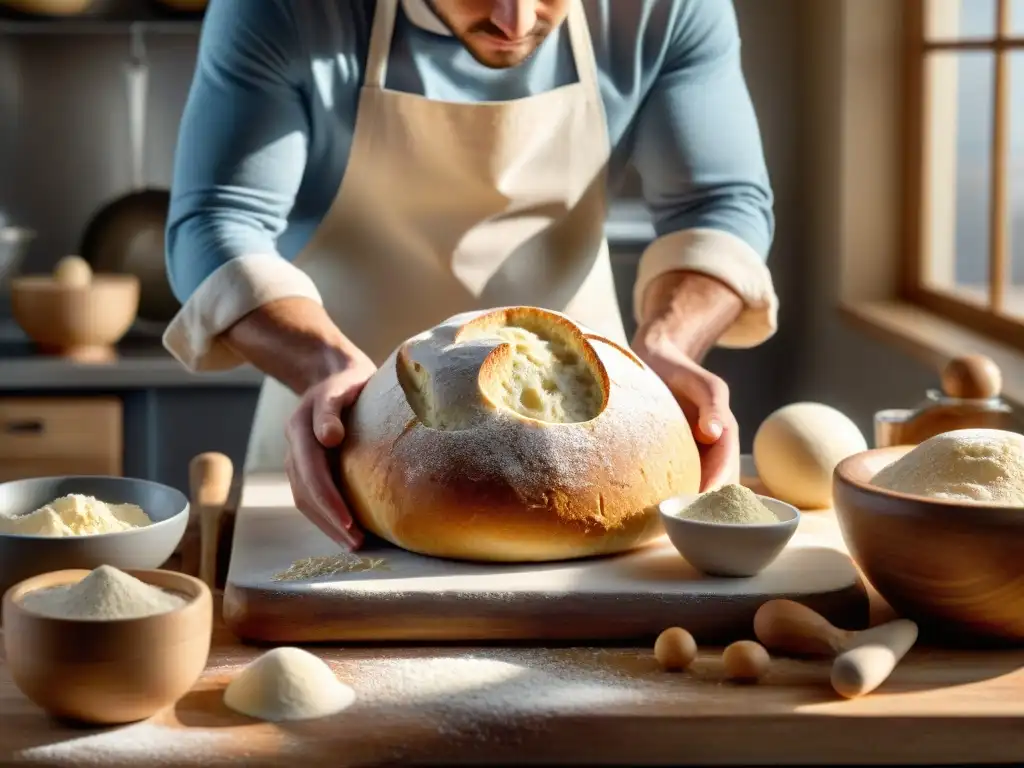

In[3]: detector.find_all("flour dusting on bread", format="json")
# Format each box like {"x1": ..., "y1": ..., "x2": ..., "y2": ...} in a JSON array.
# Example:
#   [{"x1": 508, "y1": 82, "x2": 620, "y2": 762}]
[{"x1": 341, "y1": 307, "x2": 701, "y2": 563}]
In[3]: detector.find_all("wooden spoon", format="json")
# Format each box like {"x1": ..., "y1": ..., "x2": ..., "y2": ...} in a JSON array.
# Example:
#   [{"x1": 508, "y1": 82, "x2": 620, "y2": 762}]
[
  {"x1": 754, "y1": 599, "x2": 918, "y2": 698},
  {"x1": 188, "y1": 452, "x2": 234, "y2": 590}
]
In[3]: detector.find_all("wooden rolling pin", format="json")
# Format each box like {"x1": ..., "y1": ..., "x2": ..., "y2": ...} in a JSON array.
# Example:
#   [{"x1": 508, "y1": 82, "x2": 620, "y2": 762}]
[
  {"x1": 753, "y1": 599, "x2": 918, "y2": 699},
  {"x1": 187, "y1": 452, "x2": 235, "y2": 589}
]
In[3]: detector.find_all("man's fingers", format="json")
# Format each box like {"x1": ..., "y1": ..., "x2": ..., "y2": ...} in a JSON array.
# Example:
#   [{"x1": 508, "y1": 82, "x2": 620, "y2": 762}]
[
  {"x1": 286, "y1": 404, "x2": 363, "y2": 550},
  {"x1": 303, "y1": 446, "x2": 362, "y2": 544},
  {"x1": 310, "y1": 371, "x2": 373, "y2": 448},
  {"x1": 698, "y1": 423, "x2": 741, "y2": 492},
  {"x1": 667, "y1": 364, "x2": 731, "y2": 445},
  {"x1": 311, "y1": 387, "x2": 350, "y2": 449}
]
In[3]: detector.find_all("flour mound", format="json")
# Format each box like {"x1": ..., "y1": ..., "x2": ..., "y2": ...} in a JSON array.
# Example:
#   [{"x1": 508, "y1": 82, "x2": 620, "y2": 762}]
[
  {"x1": 679, "y1": 483, "x2": 779, "y2": 524},
  {"x1": 0, "y1": 494, "x2": 152, "y2": 537},
  {"x1": 19, "y1": 565, "x2": 187, "y2": 620},
  {"x1": 224, "y1": 647, "x2": 356, "y2": 722},
  {"x1": 871, "y1": 428, "x2": 1024, "y2": 505}
]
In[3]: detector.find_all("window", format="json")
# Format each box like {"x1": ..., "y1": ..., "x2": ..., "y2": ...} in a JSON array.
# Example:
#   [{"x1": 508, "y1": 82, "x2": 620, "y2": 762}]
[{"x1": 905, "y1": 0, "x2": 1024, "y2": 350}]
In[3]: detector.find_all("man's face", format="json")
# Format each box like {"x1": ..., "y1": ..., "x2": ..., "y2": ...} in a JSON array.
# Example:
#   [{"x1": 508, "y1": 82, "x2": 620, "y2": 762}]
[{"x1": 429, "y1": 0, "x2": 571, "y2": 69}]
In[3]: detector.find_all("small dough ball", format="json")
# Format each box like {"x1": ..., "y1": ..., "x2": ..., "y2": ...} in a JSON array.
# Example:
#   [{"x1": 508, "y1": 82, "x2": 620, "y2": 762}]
[
  {"x1": 654, "y1": 627, "x2": 697, "y2": 671},
  {"x1": 753, "y1": 402, "x2": 867, "y2": 509},
  {"x1": 53, "y1": 256, "x2": 93, "y2": 287},
  {"x1": 722, "y1": 640, "x2": 770, "y2": 682},
  {"x1": 224, "y1": 647, "x2": 356, "y2": 722}
]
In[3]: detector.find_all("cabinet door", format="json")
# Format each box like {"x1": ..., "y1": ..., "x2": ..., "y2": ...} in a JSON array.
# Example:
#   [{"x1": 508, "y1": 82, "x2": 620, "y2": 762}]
[{"x1": 0, "y1": 397, "x2": 122, "y2": 481}]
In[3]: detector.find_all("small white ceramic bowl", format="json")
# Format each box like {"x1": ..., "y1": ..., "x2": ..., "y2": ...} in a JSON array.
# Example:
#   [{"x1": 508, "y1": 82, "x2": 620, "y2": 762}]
[{"x1": 658, "y1": 492, "x2": 801, "y2": 578}]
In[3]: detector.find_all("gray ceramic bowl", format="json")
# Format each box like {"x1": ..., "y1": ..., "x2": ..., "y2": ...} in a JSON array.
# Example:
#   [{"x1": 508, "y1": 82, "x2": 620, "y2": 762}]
[
  {"x1": 0, "y1": 476, "x2": 188, "y2": 596},
  {"x1": 658, "y1": 492, "x2": 801, "y2": 578}
]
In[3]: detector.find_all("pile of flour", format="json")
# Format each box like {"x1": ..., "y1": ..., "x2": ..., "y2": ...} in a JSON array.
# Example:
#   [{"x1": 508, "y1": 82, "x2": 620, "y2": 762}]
[
  {"x1": 0, "y1": 494, "x2": 152, "y2": 537},
  {"x1": 19, "y1": 565, "x2": 187, "y2": 620},
  {"x1": 871, "y1": 428, "x2": 1024, "y2": 505}
]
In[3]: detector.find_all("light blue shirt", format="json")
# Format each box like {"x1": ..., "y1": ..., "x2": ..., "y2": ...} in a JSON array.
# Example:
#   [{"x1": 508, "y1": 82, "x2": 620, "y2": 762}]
[{"x1": 166, "y1": 0, "x2": 774, "y2": 307}]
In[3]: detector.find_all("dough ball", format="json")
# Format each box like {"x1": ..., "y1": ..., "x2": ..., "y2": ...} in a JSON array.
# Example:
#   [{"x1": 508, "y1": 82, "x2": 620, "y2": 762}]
[
  {"x1": 722, "y1": 640, "x2": 770, "y2": 682},
  {"x1": 654, "y1": 627, "x2": 697, "y2": 671},
  {"x1": 224, "y1": 647, "x2": 356, "y2": 722},
  {"x1": 871, "y1": 428, "x2": 1024, "y2": 505},
  {"x1": 753, "y1": 402, "x2": 867, "y2": 509},
  {"x1": 53, "y1": 255, "x2": 93, "y2": 287}
]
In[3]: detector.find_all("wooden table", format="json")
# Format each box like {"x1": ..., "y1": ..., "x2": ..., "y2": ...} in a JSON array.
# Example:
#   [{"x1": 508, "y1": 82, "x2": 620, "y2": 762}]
[
  {"x1": 3, "y1": 589, "x2": 1024, "y2": 766},
  {"x1": 3, "y1": 463, "x2": 1024, "y2": 768}
]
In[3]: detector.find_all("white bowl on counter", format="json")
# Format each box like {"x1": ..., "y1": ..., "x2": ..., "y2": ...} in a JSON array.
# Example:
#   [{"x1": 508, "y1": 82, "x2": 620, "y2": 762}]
[{"x1": 658, "y1": 492, "x2": 800, "y2": 578}]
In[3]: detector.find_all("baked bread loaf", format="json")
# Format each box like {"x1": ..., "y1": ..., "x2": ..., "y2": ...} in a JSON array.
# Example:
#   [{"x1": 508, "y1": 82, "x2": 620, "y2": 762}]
[{"x1": 340, "y1": 307, "x2": 701, "y2": 562}]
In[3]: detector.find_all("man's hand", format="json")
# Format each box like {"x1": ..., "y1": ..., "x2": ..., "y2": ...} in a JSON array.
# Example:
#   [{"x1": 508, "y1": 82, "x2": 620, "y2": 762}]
[
  {"x1": 633, "y1": 325, "x2": 739, "y2": 490},
  {"x1": 284, "y1": 353, "x2": 376, "y2": 550},
  {"x1": 222, "y1": 297, "x2": 377, "y2": 549},
  {"x1": 632, "y1": 270, "x2": 745, "y2": 491}
]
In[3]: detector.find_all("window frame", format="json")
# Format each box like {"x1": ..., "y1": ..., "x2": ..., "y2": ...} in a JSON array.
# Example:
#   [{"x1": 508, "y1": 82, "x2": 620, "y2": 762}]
[{"x1": 902, "y1": 0, "x2": 1024, "y2": 350}]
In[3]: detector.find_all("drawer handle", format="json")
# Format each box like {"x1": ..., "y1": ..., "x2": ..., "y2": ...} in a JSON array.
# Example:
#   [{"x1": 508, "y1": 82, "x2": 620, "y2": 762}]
[{"x1": 3, "y1": 419, "x2": 45, "y2": 435}]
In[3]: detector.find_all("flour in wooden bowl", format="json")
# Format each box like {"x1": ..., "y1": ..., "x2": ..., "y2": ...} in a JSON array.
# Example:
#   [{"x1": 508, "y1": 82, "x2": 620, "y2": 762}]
[
  {"x1": 19, "y1": 565, "x2": 187, "y2": 621},
  {"x1": 871, "y1": 428, "x2": 1024, "y2": 505}
]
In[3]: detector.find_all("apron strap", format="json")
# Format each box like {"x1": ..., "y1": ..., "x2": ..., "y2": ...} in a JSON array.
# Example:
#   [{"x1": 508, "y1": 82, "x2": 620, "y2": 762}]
[
  {"x1": 365, "y1": 0, "x2": 400, "y2": 90},
  {"x1": 565, "y1": 0, "x2": 601, "y2": 99}
]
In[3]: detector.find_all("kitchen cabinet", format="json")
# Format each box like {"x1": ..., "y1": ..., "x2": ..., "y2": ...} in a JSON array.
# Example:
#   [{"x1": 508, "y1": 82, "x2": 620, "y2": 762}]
[
  {"x1": 0, "y1": 387, "x2": 259, "y2": 492},
  {"x1": 0, "y1": 396, "x2": 122, "y2": 480}
]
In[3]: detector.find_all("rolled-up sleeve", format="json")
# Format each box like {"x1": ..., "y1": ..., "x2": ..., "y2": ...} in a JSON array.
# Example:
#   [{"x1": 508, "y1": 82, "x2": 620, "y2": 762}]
[
  {"x1": 630, "y1": 0, "x2": 777, "y2": 348},
  {"x1": 163, "y1": 0, "x2": 321, "y2": 371}
]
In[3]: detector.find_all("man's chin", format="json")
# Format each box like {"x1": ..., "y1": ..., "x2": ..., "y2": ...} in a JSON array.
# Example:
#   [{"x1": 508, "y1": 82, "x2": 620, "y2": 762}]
[{"x1": 460, "y1": 38, "x2": 539, "y2": 70}]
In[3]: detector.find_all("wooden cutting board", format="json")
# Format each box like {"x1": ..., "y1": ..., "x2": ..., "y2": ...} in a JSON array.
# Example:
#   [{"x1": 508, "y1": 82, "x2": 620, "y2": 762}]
[{"x1": 223, "y1": 468, "x2": 870, "y2": 644}]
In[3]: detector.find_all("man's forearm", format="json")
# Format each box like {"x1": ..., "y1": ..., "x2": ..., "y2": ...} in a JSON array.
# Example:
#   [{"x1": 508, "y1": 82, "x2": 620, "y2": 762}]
[
  {"x1": 221, "y1": 297, "x2": 362, "y2": 394},
  {"x1": 636, "y1": 270, "x2": 744, "y2": 362}
]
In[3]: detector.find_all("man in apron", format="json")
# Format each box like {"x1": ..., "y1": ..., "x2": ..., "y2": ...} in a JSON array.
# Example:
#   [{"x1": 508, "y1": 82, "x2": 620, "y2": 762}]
[{"x1": 163, "y1": 0, "x2": 778, "y2": 549}]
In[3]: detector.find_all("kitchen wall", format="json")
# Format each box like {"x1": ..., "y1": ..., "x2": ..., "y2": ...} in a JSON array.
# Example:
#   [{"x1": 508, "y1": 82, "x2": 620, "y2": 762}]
[
  {"x1": 794, "y1": 0, "x2": 936, "y2": 430},
  {"x1": 0, "y1": 1, "x2": 936, "y2": 447}
]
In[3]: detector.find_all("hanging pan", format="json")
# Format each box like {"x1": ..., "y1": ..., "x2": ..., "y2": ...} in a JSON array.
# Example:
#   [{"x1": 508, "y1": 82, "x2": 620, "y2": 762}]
[{"x1": 80, "y1": 26, "x2": 179, "y2": 324}]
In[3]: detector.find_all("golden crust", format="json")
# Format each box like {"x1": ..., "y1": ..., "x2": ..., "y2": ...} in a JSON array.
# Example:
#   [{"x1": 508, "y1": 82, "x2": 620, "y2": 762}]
[{"x1": 340, "y1": 307, "x2": 701, "y2": 562}]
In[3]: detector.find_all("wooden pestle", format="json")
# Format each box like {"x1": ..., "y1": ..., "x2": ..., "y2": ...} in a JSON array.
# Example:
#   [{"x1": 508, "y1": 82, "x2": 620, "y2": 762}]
[
  {"x1": 188, "y1": 452, "x2": 234, "y2": 590},
  {"x1": 753, "y1": 599, "x2": 919, "y2": 698}
]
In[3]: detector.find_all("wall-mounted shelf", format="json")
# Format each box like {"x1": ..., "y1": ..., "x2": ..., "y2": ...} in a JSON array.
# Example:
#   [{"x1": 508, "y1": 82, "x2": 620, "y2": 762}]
[
  {"x1": 0, "y1": 18, "x2": 200, "y2": 33},
  {"x1": 0, "y1": 4, "x2": 203, "y2": 35}
]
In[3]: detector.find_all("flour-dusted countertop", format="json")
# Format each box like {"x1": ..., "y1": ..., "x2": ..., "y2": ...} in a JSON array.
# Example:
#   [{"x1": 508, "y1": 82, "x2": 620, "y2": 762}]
[{"x1": 2, "y1": 597, "x2": 1024, "y2": 767}]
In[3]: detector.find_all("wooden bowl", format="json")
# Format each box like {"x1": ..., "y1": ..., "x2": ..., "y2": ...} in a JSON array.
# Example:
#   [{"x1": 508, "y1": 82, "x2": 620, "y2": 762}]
[
  {"x1": 10, "y1": 273, "x2": 139, "y2": 362},
  {"x1": 0, "y1": 0, "x2": 93, "y2": 14},
  {"x1": 153, "y1": 0, "x2": 206, "y2": 11},
  {"x1": 2, "y1": 569, "x2": 212, "y2": 725},
  {"x1": 833, "y1": 446, "x2": 1024, "y2": 644},
  {"x1": 0, "y1": 475, "x2": 189, "y2": 597}
]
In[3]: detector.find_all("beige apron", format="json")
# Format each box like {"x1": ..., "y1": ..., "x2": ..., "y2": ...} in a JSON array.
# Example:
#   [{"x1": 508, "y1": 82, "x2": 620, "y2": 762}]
[{"x1": 245, "y1": 0, "x2": 626, "y2": 472}]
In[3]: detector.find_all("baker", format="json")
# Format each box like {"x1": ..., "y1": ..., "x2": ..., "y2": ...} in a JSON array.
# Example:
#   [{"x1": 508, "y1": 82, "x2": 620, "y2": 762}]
[{"x1": 163, "y1": 0, "x2": 778, "y2": 550}]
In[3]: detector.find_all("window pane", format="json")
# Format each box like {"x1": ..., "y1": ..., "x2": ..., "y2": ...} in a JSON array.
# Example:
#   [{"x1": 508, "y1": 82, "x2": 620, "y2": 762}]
[
  {"x1": 1012, "y1": 0, "x2": 1024, "y2": 34},
  {"x1": 922, "y1": 52, "x2": 993, "y2": 307},
  {"x1": 1007, "y1": 53, "x2": 1024, "y2": 317},
  {"x1": 926, "y1": 0, "x2": 997, "y2": 40}
]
